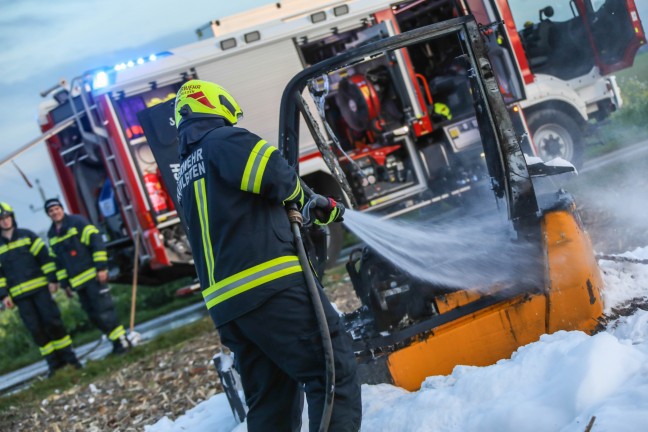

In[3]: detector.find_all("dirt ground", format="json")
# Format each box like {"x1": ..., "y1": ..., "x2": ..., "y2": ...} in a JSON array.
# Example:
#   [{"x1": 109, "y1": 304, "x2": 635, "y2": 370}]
[{"x1": 0, "y1": 282, "x2": 360, "y2": 432}]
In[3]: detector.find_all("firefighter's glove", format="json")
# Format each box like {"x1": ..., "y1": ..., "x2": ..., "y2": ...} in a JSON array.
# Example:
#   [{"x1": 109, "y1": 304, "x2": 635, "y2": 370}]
[{"x1": 309, "y1": 195, "x2": 344, "y2": 225}]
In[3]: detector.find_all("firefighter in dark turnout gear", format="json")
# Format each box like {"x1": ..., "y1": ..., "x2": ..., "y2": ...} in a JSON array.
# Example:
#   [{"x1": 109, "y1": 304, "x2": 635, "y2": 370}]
[
  {"x1": 44, "y1": 198, "x2": 129, "y2": 355},
  {"x1": 0, "y1": 202, "x2": 81, "y2": 377},
  {"x1": 175, "y1": 80, "x2": 361, "y2": 431}
]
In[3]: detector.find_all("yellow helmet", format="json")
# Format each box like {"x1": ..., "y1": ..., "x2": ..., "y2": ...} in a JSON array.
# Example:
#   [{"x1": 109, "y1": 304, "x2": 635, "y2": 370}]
[
  {"x1": 0, "y1": 202, "x2": 14, "y2": 217},
  {"x1": 175, "y1": 80, "x2": 243, "y2": 127},
  {"x1": 0, "y1": 202, "x2": 15, "y2": 227}
]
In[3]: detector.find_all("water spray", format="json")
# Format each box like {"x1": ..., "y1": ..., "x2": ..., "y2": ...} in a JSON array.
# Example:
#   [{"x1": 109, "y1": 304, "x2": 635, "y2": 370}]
[{"x1": 342, "y1": 208, "x2": 538, "y2": 291}]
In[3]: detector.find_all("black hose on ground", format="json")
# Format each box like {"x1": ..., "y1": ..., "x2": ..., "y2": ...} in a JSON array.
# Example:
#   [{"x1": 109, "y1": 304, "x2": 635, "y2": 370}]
[
  {"x1": 287, "y1": 203, "x2": 335, "y2": 432},
  {"x1": 596, "y1": 254, "x2": 648, "y2": 265},
  {"x1": 77, "y1": 337, "x2": 104, "y2": 361}
]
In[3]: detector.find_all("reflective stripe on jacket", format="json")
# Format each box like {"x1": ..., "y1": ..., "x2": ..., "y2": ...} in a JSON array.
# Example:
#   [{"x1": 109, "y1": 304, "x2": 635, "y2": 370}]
[
  {"x1": 47, "y1": 215, "x2": 108, "y2": 289},
  {"x1": 0, "y1": 229, "x2": 57, "y2": 300},
  {"x1": 177, "y1": 117, "x2": 305, "y2": 326}
]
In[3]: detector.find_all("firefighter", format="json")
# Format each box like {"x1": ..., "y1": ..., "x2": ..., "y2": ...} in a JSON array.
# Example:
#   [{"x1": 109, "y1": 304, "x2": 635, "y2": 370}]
[
  {"x1": 44, "y1": 198, "x2": 130, "y2": 355},
  {"x1": 0, "y1": 202, "x2": 81, "y2": 377},
  {"x1": 174, "y1": 80, "x2": 361, "y2": 431}
]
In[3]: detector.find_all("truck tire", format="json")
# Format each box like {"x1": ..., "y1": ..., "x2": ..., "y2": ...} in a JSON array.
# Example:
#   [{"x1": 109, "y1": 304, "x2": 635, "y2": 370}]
[{"x1": 527, "y1": 109, "x2": 584, "y2": 169}]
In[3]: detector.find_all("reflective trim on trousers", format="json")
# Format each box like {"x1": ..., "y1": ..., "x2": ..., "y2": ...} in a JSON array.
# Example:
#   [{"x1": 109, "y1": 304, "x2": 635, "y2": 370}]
[
  {"x1": 39, "y1": 342, "x2": 54, "y2": 356},
  {"x1": 39, "y1": 335, "x2": 72, "y2": 356},
  {"x1": 52, "y1": 335, "x2": 72, "y2": 350},
  {"x1": 108, "y1": 325, "x2": 126, "y2": 341}
]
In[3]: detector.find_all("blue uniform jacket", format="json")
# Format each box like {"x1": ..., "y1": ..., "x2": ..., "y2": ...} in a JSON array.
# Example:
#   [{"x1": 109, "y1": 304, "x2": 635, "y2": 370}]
[
  {"x1": 177, "y1": 117, "x2": 305, "y2": 326},
  {"x1": 47, "y1": 215, "x2": 108, "y2": 289},
  {"x1": 0, "y1": 228, "x2": 57, "y2": 300}
]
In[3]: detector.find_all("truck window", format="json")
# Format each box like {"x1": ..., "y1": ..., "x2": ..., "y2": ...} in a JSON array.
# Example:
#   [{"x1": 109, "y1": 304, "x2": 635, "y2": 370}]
[
  {"x1": 584, "y1": 0, "x2": 640, "y2": 65},
  {"x1": 508, "y1": 0, "x2": 596, "y2": 80},
  {"x1": 113, "y1": 86, "x2": 177, "y2": 141}
]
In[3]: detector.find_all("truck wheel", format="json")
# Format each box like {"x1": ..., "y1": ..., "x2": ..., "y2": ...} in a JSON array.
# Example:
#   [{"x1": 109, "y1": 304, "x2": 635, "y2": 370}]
[{"x1": 527, "y1": 109, "x2": 584, "y2": 169}]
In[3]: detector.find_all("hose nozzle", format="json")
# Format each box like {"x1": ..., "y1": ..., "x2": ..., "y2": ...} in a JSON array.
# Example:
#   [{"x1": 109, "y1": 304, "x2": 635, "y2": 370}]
[{"x1": 286, "y1": 202, "x2": 303, "y2": 226}]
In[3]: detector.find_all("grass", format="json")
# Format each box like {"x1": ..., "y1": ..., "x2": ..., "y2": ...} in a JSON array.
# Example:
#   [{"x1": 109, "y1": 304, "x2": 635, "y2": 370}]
[
  {"x1": 0, "y1": 316, "x2": 214, "y2": 413},
  {"x1": 584, "y1": 50, "x2": 648, "y2": 160},
  {"x1": 616, "y1": 49, "x2": 648, "y2": 80},
  {"x1": 0, "y1": 278, "x2": 202, "y2": 375}
]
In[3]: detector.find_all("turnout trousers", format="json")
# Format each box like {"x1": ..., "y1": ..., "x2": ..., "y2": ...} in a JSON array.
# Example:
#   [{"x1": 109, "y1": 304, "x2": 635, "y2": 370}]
[
  {"x1": 219, "y1": 283, "x2": 362, "y2": 432},
  {"x1": 15, "y1": 288, "x2": 78, "y2": 370},
  {"x1": 76, "y1": 280, "x2": 123, "y2": 340}
]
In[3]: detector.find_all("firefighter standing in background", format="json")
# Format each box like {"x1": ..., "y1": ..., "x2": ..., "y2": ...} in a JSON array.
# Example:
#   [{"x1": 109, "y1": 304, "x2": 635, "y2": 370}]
[
  {"x1": 44, "y1": 198, "x2": 130, "y2": 355},
  {"x1": 174, "y1": 80, "x2": 361, "y2": 431},
  {"x1": 0, "y1": 202, "x2": 81, "y2": 377}
]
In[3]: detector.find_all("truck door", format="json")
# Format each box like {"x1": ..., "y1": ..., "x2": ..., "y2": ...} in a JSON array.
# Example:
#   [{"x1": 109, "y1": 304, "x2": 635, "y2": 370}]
[
  {"x1": 582, "y1": 0, "x2": 646, "y2": 74},
  {"x1": 506, "y1": 0, "x2": 645, "y2": 78}
]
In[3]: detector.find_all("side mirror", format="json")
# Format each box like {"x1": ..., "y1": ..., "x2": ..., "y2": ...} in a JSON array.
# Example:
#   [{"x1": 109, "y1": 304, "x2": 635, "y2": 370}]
[
  {"x1": 540, "y1": 6, "x2": 555, "y2": 21},
  {"x1": 525, "y1": 154, "x2": 577, "y2": 177}
]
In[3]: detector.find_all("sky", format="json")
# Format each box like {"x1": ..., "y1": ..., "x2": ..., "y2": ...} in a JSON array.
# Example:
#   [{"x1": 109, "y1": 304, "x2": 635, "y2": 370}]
[
  {"x1": 0, "y1": 0, "x2": 271, "y2": 233},
  {"x1": 145, "y1": 246, "x2": 648, "y2": 432}
]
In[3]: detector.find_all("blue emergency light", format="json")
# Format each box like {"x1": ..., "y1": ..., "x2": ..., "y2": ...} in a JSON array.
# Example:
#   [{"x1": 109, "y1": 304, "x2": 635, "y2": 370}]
[{"x1": 92, "y1": 71, "x2": 109, "y2": 90}]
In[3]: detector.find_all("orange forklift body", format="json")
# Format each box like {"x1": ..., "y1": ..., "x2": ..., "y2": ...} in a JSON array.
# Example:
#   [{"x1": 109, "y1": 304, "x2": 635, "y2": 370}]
[{"x1": 385, "y1": 207, "x2": 603, "y2": 391}]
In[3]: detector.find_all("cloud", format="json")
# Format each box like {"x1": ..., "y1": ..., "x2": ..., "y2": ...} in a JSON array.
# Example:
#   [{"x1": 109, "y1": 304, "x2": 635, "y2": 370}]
[
  {"x1": 0, "y1": 0, "x2": 263, "y2": 85},
  {"x1": 0, "y1": 0, "x2": 268, "y2": 232}
]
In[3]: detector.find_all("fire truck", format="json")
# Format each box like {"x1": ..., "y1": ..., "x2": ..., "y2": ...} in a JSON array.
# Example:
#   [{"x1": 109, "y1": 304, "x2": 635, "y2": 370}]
[{"x1": 33, "y1": 0, "x2": 644, "y2": 278}]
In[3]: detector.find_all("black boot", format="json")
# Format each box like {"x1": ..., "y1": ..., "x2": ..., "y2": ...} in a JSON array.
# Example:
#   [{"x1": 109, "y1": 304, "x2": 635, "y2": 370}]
[
  {"x1": 45, "y1": 353, "x2": 64, "y2": 378},
  {"x1": 68, "y1": 356, "x2": 83, "y2": 370},
  {"x1": 112, "y1": 339, "x2": 126, "y2": 355},
  {"x1": 59, "y1": 345, "x2": 83, "y2": 369},
  {"x1": 111, "y1": 336, "x2": 130, "y2": 355}
]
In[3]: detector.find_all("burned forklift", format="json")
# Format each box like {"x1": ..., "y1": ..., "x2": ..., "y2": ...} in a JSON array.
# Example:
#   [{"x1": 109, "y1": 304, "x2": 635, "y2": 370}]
[
  {"x1": 138, "y1": 15, "x2": 604, "y2": 420},
  {"x1": 278, "y1": 16, "x2": 603, "y2": 391}
]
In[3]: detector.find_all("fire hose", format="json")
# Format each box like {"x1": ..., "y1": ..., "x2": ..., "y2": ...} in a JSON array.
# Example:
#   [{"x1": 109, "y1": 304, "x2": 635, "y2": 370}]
[{"x1": 287, "y1": 201, "x2": 335, "y2": 432}]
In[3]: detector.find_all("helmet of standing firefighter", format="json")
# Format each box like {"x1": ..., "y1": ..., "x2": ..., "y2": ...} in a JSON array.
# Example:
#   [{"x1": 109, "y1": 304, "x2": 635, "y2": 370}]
[
  {"x1": 0, "y1": 202, "x2": 15, "y2": 228},
  {"x1": 174, "y1": 80, "x2": 243, "y2": 127}
]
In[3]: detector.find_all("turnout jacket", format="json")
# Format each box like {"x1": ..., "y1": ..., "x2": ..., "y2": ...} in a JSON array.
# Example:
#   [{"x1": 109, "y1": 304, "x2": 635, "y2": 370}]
[
  {"x1": 0, "y1": 228, "x2": 57, "y2": 300},
  {"x1": 47, "y1": 215, "x2": 108, "y2": 289},
  {"x1": 177, "y1": 118, "x2": 306, "y2": 326}
]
